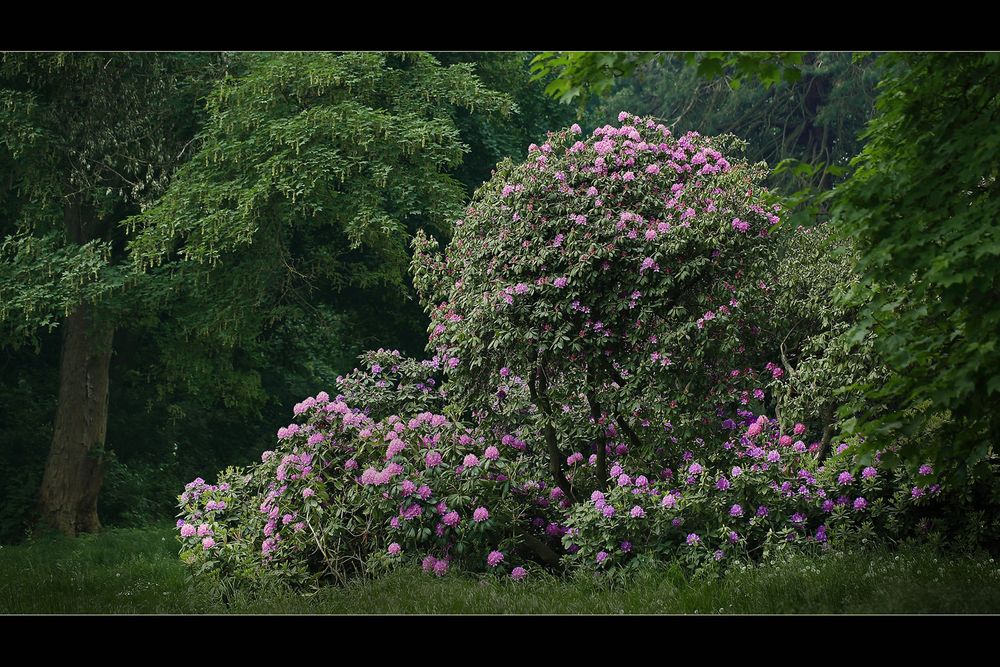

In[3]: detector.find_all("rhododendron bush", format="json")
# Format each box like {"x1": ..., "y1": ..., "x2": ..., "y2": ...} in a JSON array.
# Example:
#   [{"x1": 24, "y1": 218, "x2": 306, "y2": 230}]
[
  {"x1": 178, "y1": 349, "x2": 570, "y2": 588},
  {"x1": 560, "y1": 415, "x2": 949, "y2": 574},
  {"x1": 413, "y1": 112, "x2": 784, "y2": 499},
  {"x1": 177, "y1": 114, "x2": 983, "y2": 590}
]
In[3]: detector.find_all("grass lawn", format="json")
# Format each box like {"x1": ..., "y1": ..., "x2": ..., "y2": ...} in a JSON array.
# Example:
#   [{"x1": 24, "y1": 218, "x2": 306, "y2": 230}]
[{"x1": 2, "y1": 525, "x2": 999, "y2": 614}]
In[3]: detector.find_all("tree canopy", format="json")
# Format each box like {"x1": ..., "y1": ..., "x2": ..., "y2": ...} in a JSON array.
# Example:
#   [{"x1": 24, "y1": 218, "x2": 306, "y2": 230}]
[{"x1": 834, "y1": 52, "x2": 1000, "y2": 472}]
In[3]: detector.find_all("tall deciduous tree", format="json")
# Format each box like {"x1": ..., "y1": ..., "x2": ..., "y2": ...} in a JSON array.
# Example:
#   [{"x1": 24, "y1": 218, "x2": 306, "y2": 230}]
[
  {"x1": 1, "y1": 53, "x2": 223, "y2": 534},
  {"x1": 834, "y1": 52, "x2": 1000, "y2": 472},
  {"x1": 1, "y1": 52, "x2": 511, "y2": 535}
]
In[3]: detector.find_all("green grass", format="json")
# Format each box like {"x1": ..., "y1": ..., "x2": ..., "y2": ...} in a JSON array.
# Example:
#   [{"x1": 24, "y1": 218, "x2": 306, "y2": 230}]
[{"x1": 3, "y1": 526, "x2": 1000, "y2": 613}]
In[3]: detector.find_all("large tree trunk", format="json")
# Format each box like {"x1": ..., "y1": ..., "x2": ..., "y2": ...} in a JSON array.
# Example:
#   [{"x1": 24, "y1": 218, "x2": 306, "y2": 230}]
[
  {"x1": 37, "y1": 199, "x2": 115, "y2": 536},
  {"x1": 37, "y1": 304, "x2": 114, "y2": 536}
]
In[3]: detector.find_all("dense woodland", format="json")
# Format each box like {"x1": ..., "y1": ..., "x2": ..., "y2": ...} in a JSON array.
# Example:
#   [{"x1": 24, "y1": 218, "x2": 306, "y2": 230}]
[{"x1": 1, "y1": 53, "x2": 998, "y2": 589}]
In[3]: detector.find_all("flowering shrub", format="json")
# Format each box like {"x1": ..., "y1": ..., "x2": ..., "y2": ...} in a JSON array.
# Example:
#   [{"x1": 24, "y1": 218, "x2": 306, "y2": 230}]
[
  {"x1": 560, "y1": 411, "x2": 956, "y2": 574},
  {"x1": 177, "y1": 349, "x2": 568, "y2": 589},
  {"x1": 413, "y1": 112, "x2": 784, "y2": 507},
  {"x1": 753, "y1": 222, "x2": 886, "y2": 455},
  {"x1": 179, "y1": 113, "x2": 998, "y2": 590}
]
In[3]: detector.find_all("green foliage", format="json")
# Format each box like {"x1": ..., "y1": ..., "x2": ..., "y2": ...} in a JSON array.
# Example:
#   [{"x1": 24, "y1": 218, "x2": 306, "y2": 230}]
[
  {"x1": 121, "y1": 50, "x2": 514, "y2": 406},
  {"x1": 531, "y1": 52, "x2": 807, "y2": 109},
  {"x1": 176, "y1": 351, "x2": 558, "y2": 591},
  {"x1": 833, "y1": 53, "x2": 1000, "y2": 472},
  {"x1": 0, "y1": 339, "x2": 57, "y2": 542},
  {"x1": 580, "y1": 53, "x2": 880, "y2": 217},
  {"x1": 127, "y1": 52, "x2": 512, "y2": 269},
  {"x1": 0, "y1": 52, "x2": 524, "y2": 540},
  {"x1": 760, "y1": 224, "x2": 885, "y2": 443},
  {"x1": 413, "y1": 115, "x2": 782, "y2": 500},
  {"x1": 0, "y1": 53, "x2": 223, "y2": 346},
  {"x1": 435, "y1": 53, "x2": 577, "y2": 196}
]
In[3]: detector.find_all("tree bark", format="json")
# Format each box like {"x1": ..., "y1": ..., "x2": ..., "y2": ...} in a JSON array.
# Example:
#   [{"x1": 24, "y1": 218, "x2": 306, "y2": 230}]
[
  {"x1": 818, "y1": 402, "x2": 836, "y2": 462},
  {"x1": 38, "y1": 304, "x2": 114, "y2": 535},
  {"x1": 37, "y1": 199, "x2": 115, "y2": 536},
  {"x1": 585, "y1": 365, "x2": 608, "y2": 491},
  {"x1": 527, "y1": 352, "x2": 576, "y2": 503}
]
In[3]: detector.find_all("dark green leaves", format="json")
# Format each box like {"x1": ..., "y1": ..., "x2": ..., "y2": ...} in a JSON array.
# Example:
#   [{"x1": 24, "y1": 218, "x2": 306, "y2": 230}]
[{"x1": 834, "y1": 53, "x2": 1000, "y2": 471}]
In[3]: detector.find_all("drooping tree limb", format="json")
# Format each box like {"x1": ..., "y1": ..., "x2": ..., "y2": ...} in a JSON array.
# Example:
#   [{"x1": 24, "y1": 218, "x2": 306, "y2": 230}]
[
  {"x1": 615, "y1": 415, "x2": 643, "y2": 452},
  {"x1": 777, "y1": 327, "x2": 799, "y2": 433},
  {"x1": 527, "y1": 349, "x2": 577, "y2": 503},
  {"x1": 585, "y1": 364, "x2": 608, "y2": 490},
  {"x1": 819, "y1": 402, "x2": 836, "y2": 461},
  {"x1": 596, "y1": 356, "x2": 646, "y2": 452},
  {"x1": 518, "y1": 527, "x2": 561, "y2": 566}
]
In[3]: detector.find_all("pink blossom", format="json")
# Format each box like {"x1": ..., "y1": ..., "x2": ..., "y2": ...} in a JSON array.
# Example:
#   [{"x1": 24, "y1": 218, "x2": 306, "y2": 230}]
[{"x1": 422, "y1": 555, "x2": 437, "y2": 573}]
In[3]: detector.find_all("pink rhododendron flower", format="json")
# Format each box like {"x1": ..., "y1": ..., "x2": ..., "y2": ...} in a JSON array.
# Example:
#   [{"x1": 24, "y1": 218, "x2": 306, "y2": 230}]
[{"x1": 422, "y1": 555, "x2": 437, "y2": 573}]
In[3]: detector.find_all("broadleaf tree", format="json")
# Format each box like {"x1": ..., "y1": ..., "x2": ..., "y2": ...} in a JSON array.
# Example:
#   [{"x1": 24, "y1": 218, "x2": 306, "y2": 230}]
[{"x1": 0, "y1": 51, "x2": 512, "y2": 536}]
